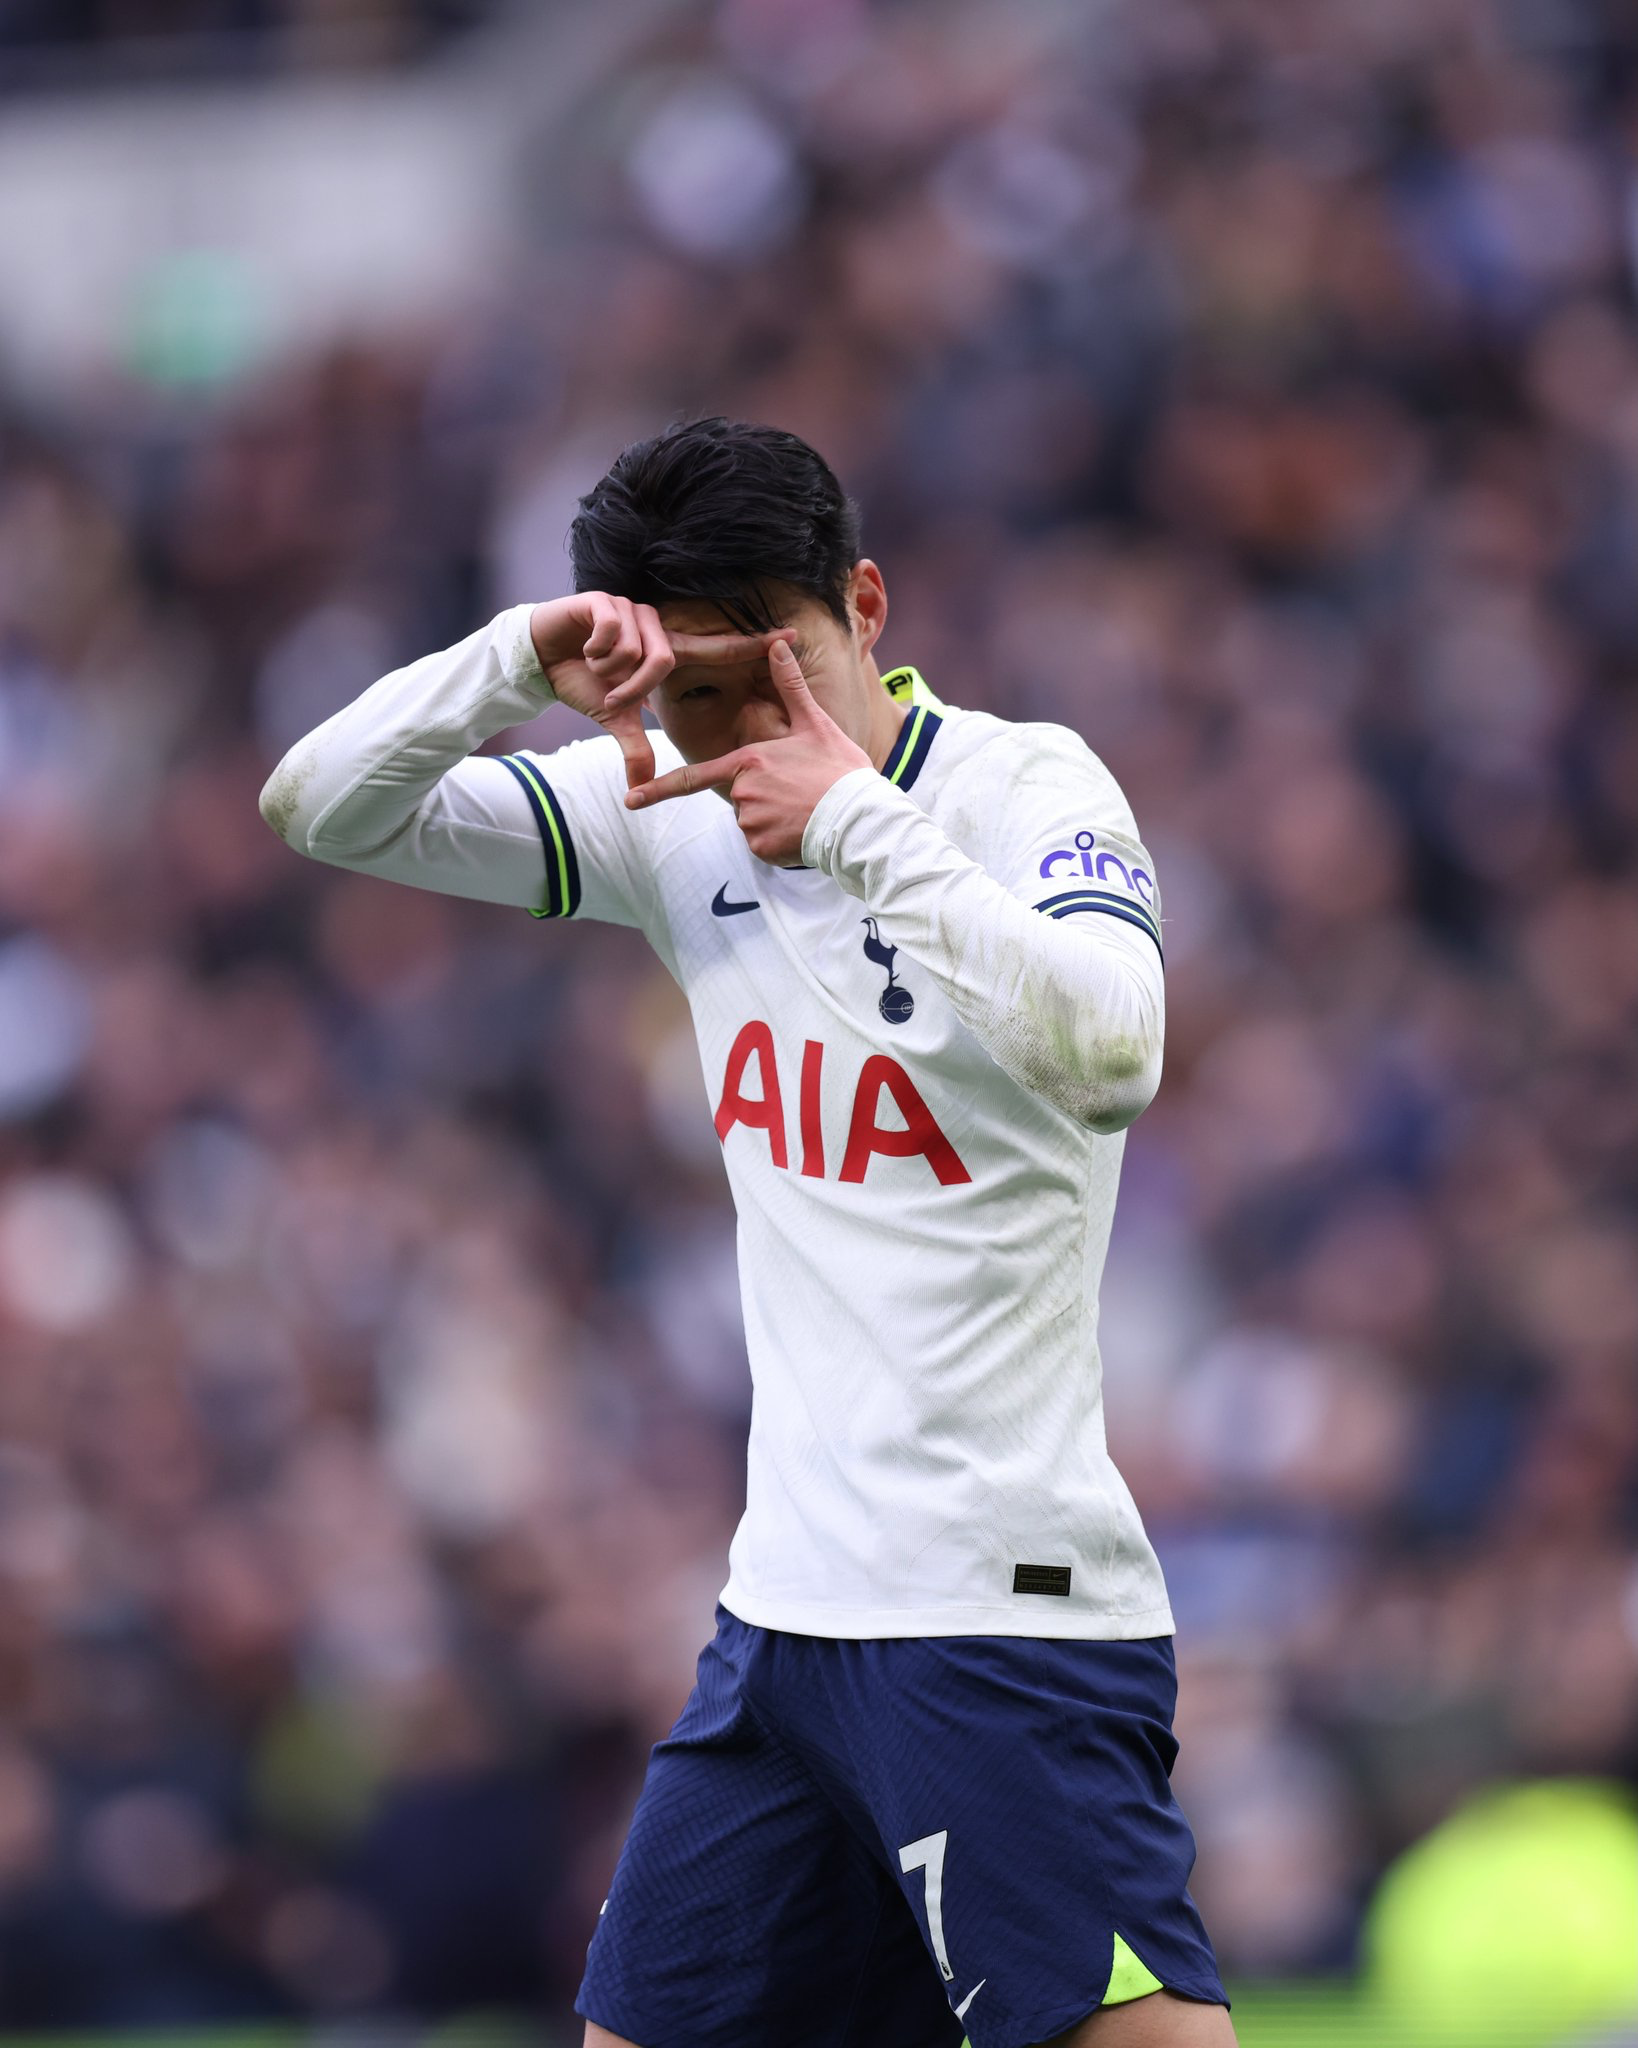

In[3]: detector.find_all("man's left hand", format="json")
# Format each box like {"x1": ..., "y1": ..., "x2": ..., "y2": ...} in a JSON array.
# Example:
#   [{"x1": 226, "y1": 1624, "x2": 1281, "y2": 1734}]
[{"x1": 623, "y1": 640, "x2": 873, "y2": 866}]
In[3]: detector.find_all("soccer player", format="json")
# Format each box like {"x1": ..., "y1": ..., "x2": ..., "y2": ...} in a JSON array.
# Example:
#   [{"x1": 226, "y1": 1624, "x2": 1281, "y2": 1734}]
[{"x1": 260, "y1": 418, "x2": 1234, "y2": 2048}]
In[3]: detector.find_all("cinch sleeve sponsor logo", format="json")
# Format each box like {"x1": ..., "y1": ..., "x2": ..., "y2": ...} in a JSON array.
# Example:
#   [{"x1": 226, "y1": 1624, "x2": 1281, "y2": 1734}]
[
  {"x1": 1037, "y1": 828, "x2": 1155, "y2": 900},
  {"x1": 1034, "y1": 830, "x2": 1162, "y2": 958}
]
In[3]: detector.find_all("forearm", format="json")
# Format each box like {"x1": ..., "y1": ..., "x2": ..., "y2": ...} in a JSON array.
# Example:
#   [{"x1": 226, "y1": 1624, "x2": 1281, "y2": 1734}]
[
  {"x1": 258, "y1": 605, "x2": 554, "y2": 905},
  {"x1": 803, "y1": 771, "x2": 1164, "y2": 1131}
]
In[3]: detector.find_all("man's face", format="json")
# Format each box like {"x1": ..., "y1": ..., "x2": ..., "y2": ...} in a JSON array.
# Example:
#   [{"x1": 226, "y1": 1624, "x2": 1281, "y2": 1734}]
[{"x1": 652, "y1": 572, "x2": 881, "y2": 768}]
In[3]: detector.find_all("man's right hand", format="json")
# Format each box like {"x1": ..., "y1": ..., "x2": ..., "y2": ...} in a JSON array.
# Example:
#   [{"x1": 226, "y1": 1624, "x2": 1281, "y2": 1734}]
[{"x1": 529, "y1": 594, "x2": 772, "y2": 791}]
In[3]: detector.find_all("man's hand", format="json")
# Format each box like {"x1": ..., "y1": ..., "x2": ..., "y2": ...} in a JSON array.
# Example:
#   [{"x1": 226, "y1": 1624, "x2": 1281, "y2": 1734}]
[
  {"x1": 529, "y1": 593, "x2": 771, "y2": 790},
  {"x1": 623, "y1": 640, "x2": 873, "y2": 865}
]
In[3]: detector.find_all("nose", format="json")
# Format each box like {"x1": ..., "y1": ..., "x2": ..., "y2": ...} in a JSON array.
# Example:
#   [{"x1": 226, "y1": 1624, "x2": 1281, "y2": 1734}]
[{"x1": 734, "y1": 678, "x2": 794, "y2": 744}]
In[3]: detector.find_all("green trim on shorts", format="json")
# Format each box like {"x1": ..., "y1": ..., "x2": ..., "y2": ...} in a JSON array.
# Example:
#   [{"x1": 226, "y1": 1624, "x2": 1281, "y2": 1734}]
[
  {"x1": 1106, "y1": 1931, "x2": 1166, "y2": 2005},
  {"x1": 956, "y1": 1932, "x2": 1164, "y2": 2044}
]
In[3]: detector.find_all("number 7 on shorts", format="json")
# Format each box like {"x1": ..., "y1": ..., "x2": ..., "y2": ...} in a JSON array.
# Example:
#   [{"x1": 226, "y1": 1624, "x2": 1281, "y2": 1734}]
[{"x1": 899, "y1": 1829, "x2": 956, "y2": 1982}]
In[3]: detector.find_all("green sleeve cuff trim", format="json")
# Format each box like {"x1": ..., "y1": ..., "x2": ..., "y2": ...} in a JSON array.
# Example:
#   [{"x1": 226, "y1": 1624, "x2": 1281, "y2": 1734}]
[{"x1": 498, "y1": 753, "x2": 581, "y2": 918}]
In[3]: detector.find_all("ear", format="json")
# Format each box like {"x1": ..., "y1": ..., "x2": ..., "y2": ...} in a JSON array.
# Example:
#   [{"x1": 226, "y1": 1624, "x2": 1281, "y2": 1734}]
[{"x1": 848, "y1": 559, "x2": 888, "y2": 659}]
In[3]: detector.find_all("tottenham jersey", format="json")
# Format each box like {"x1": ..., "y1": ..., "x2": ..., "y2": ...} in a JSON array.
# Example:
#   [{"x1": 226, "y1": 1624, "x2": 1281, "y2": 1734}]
[{"x1": 489, "y1": 644, "x2": 1175, "y2": 1639}]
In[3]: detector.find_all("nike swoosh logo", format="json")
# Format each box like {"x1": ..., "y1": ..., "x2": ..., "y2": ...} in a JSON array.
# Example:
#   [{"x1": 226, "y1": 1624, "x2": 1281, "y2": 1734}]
[
  {"x1": 711, "y1": 884, "x2": 761, "y2": 917},
  {"x1": 954, "y1": 1980, "x2": 986, "y2": 2021}
]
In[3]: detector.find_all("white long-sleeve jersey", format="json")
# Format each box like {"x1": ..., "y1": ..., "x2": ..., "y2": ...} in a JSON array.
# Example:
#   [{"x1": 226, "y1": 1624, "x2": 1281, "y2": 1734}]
[{"x1": 261, "y1": 606, "x2": 1175, "y2": 1639}]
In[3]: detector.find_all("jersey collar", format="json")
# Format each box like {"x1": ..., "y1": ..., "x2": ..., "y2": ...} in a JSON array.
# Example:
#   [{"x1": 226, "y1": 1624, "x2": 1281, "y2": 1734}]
[{"x1": 879, "y1": 666, "x2": 945, "y2": 792}]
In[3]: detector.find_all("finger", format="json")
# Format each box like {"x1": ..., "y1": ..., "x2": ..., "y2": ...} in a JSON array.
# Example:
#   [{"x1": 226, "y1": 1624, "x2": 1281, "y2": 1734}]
[
  {"x1": 582, "y1": 594, "x2": 621, "y2": 661},
  {"x1": 604, "y1": 605, "x2": 677, "y2": 708},
  {"x1": 597, "y1": 708, "x2": 655, "y2": 794},
  {"x1": 614, "y1": 720, "x2": 651, "y2": 782},
  {"x1": 624, "y1": 747, "x2": 754, "y2": 810},
  {"x1": 587, "y1": 595, "x2": 644, "y2": 680},
  {"x1": 610, "y1": 596, "x2": 647, "y2": 677},
  {"x1": 765, "y1": 636, "x2": 821, "y2": 722},
  {"x1": 665, "y1": 630, "x2": 780, "y2": 668}
]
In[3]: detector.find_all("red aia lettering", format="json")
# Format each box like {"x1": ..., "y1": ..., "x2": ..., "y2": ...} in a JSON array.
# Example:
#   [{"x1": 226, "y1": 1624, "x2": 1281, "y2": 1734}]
[
  {"x1": 714, "y1": 1020, "x2": 788, "y2": 1169},
  {"x1": 840, "y1": 1054, "x2": 972, "y2": 1187},
  {"x1": 714, "y1": 1024, "x2": 970, "y2": 1187},
  {"x1": 799, "y1": 1039, "x2": 826, "y2": 1179}
]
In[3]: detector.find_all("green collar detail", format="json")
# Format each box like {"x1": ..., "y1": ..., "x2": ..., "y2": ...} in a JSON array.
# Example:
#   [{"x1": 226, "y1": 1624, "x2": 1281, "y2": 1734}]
[{"x1": 880, "y1": 663, "x2": 948, "y2": 712}]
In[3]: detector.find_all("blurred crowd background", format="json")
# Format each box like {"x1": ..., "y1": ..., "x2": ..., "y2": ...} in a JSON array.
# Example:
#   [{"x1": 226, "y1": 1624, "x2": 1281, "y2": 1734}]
[{"x1": 0, "y1": 0, "x2": 1635, "y2": 2039}]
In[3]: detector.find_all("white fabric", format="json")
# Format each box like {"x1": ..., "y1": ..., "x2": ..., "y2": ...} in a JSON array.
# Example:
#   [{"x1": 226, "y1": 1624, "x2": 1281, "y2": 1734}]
[
  {"x1": 261, "y1": 607, "x2": 1176, "y2": 1639},
  {"x1": 802, "y1": 763, "x2": 1164, "y2": 1133}
]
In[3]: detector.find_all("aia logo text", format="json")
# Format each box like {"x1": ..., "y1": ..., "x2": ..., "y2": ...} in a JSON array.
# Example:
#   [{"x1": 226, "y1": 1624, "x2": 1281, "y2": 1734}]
[{"x1": 714, "y1": 1022, "x2": 970, "y2": 1186}]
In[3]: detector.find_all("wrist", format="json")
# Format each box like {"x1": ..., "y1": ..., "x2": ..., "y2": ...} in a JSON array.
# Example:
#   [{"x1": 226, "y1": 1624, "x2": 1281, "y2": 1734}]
[
  {"x1": 500, "y1": 604, "x2": 555, "y2": 700},
  {"x1": 526, "y1": 600, "x2": 561, "y2": 670},
  {"x1": 802, "y1": 766, "x2": 891, "y2": 878}
]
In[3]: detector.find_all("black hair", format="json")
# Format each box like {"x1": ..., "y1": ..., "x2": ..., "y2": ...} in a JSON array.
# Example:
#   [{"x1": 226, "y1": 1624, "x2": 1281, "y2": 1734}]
[{"x1": 568, "y1": 417, "x2": 862, "y2": 635}]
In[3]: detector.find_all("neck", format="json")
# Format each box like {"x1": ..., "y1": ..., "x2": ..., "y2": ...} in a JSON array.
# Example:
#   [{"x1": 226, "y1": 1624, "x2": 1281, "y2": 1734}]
[{"x1": 860, "y1": 656, "x2": 910, "y2": 771}]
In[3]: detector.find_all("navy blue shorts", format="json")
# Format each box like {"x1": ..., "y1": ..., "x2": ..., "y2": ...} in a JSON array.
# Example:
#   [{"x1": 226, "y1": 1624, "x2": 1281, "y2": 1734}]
[{"x1": 576, "y1": 1607, "x2": 1225, "y2": 2048}]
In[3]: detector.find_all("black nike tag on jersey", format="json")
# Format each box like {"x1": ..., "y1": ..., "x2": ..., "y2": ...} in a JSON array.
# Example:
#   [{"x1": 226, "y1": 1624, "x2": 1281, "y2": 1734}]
[{"x1": 1013, "y1": 1564, "x2": 1072, "y2": 1596}]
